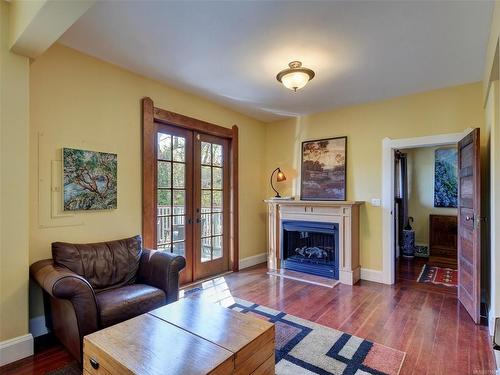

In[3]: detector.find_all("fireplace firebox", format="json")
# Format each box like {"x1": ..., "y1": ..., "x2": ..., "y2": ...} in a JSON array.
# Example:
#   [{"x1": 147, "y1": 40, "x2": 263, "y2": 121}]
[{"x1": 281, "y1": 220, "x2": 339, "y2": 279}]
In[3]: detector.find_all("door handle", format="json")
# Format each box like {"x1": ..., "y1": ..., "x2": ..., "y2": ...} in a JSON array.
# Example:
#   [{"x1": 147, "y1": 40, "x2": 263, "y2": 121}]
[
  {"x1": 465, "y1": 216, "x2": 473, "y2": 221},
  {"x1": 89, "y1": 357, "x2": 99, "y2": 370},
  {"x1": 196, "y1": 217, "x2": 201, "y2": 224}
]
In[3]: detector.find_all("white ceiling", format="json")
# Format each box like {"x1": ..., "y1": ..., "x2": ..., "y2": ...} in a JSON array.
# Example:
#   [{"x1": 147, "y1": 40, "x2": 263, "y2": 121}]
[{"x1": 59, "y1": 1, "x2": 493, "y2": 122}]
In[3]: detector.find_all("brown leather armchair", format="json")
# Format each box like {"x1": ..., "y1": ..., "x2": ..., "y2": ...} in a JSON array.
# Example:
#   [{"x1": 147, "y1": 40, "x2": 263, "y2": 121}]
[{"x1": 30, "y1": 235, "x2": 185, "y2": 362}]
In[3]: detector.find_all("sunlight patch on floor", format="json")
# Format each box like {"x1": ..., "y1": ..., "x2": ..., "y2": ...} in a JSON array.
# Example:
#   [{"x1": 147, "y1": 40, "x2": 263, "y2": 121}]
[{"x1": 180, "y1": 277, "x2": 235, "y2": 307}]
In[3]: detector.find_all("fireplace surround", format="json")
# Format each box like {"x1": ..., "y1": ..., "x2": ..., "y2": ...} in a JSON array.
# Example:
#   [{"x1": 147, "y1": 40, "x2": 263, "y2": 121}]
[{"x1": 265, "y1": 200, "x2": 363, "y2": 285}]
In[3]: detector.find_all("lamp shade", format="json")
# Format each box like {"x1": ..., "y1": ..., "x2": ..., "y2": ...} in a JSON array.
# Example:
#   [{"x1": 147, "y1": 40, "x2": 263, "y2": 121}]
[
  {"x1": 276, "y1": 61, "x2": 315, "y2": 92},
  {"x1": 276, "y1": 170, "x2": 286, "y2": 182},
  {"x1": 280, "y1": 71, "x2": 310, "y2": 92}
]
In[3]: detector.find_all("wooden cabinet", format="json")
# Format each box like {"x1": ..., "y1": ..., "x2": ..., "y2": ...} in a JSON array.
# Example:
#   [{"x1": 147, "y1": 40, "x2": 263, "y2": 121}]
[{"x1": 429, "y1": 214, "x2": 457, "y2": 268}]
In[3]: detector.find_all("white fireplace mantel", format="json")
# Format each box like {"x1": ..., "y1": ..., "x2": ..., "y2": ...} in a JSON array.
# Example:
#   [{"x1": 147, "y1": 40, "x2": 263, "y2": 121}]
[{"x1": 264, "y1": 199, "x2": 364, "y2": 285}]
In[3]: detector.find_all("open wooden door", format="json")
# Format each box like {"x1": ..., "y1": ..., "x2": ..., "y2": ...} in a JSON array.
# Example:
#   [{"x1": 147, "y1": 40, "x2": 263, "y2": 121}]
[{"x1": 457, "y1": 128, "x2": 481, "y2": 324}]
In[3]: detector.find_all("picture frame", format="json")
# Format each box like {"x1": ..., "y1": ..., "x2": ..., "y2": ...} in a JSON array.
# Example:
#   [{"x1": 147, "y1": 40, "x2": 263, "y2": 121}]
[
  {"x1": 300, "y1": 136, "x2": 347, "y2": 201},
  {"x1": 434, "y1": 147, "x2": 458, "y2": 208},
  {"x1": 63, "y1": 147, "x2": 118, "y2": 211}
]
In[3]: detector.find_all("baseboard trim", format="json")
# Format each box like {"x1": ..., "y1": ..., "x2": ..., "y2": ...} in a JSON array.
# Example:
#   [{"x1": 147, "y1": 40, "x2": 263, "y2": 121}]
[
  {"x1": 239, "y1": 252, "x2": 267, "y2": 270},
  {"x1": 0, "y1": 334, "x2": 34, "y2": 367},
  {"x1": 360, "y1": 268, "x2": 384, "y2": 283},
  {"x1": 29, "y1": 315, "x2": 48, "y2": 338},
  {"x1": 489, "y1": 309, "x2": 496, "y2": 337}
]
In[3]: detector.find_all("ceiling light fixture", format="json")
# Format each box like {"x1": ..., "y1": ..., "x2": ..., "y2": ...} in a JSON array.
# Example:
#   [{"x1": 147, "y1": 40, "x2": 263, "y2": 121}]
[{"x1": 276, "y1": 61, "x2": 315, "y2": 92}]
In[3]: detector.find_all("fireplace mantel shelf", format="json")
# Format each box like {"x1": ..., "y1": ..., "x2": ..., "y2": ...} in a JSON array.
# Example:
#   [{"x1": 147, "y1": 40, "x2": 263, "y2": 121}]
[
  {"x1": 265, "y1": 199, "x2": 362, "y2": 285},
  {"x1": 264, "y1": 199, "x2": 364, "y2": 206}
]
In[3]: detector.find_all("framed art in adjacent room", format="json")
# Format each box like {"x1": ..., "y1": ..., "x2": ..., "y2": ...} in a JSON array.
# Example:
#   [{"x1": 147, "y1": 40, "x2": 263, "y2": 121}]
[
  {"x1": 434, "y1": 147, "x2": 458, "y2": 208},
  {"x1": 63, "y1": 148, "x2": 118, "y2": 211},
  {"x1": 301, "y1": 136, "x2": 347, "y2": 201}
]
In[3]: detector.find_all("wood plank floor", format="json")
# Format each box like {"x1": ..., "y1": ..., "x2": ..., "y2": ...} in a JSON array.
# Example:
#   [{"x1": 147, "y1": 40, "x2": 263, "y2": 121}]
[{"x1": 0, "y1": 260, "x2": 495, "y2": 375}]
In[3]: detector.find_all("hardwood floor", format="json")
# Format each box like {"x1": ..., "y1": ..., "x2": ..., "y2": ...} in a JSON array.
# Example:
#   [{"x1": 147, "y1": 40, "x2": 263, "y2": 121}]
[{"x1": 0, "y1": 262, "x2": 495, "y2": 375}]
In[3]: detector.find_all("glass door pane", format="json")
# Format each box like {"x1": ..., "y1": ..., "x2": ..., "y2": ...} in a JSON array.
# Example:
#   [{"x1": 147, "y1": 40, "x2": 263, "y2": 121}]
[
  {"x1": 154, "y1": 124, "x2": 193, "y2": 284},
  {"x1": 194, "y1": 133, "x2": 230, "y2": 280},
  {"x1": 200, "y1": 141, "x2": 224, "y2": 262},
  {"x1": 156, "y1": 132, "x2": 188, "y2": 257}
]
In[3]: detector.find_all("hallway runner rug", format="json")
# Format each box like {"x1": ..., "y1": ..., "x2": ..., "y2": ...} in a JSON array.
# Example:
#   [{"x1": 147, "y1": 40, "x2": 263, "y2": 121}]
[
  {"x1": 229, "y1": 298, "x2": 405, "y2": 375},
  {"x1": 417, "y1": 264, "x2": 458, "y2": 287}
]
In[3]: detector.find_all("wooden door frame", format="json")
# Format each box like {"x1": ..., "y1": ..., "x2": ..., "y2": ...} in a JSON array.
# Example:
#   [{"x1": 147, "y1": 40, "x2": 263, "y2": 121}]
[
  {"x1": 380, "y1": 129, "x2": 472, "y2": 284},
  {"x1": 142, "y1": 97, "x2": 239, "y2": 273}
]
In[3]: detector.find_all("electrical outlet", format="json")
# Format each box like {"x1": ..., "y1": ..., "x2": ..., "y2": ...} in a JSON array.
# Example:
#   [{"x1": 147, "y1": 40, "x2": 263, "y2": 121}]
[{"x1": 371, "y1": 198, "x2": 381, "y2": 207}]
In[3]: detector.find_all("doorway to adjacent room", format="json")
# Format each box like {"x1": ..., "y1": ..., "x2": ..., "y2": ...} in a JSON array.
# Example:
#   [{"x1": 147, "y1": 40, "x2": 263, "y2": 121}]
[{"x1": 381, "y1": 129, "x2": 483, "y2": 323}]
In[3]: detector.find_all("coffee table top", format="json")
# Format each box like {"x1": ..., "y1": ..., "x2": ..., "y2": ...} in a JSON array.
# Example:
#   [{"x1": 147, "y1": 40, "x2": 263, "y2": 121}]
[
  {"x1": 149, "y1": 298, "x2": 273, "y2": 355},
  {"x1": 84, "y1": 313, "x2": 234, "y2": 374}
]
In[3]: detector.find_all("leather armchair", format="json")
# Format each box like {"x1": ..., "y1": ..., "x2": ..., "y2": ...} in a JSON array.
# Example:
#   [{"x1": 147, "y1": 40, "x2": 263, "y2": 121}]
[{"x1": 30, "y1": 235, "x2": 185, "y2": 362}]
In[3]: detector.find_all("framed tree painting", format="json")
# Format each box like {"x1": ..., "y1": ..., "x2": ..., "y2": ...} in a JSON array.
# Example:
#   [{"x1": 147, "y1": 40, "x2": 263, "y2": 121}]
[
  {"x1": 434, "y1": 147, "x2": 458, "y2": 208},
  {"x1": 301, "y1": 136, "x2": 347, "y2": 201},
  {"x1": 63, "y1": 148, "x2": 118, "y2": 210}
]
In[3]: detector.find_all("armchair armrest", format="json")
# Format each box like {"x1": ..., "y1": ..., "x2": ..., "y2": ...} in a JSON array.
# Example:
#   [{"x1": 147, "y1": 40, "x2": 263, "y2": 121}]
[
  {"x1": 137, "y1": 249, "x2": 186, "y2": 303},
  {"x1": 30, "y1": 259, "x2": 99, "y2": 337}
]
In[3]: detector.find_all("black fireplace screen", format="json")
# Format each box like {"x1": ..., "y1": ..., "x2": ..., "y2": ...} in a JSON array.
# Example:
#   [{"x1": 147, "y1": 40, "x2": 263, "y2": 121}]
[{"x1": 281, "y1": 220, "x2": 339, "y2": 279}]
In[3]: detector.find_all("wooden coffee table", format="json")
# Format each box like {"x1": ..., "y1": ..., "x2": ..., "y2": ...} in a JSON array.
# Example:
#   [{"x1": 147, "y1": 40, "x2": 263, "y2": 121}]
[{"x1": 83, "y1": 298, "x2": 275, "y2": 375}]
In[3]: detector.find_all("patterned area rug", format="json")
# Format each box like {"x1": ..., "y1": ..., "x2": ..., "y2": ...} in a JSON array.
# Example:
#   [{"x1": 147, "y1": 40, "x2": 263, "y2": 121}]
[
  {"x1": 417, "y1": 264, "x2": 457, "y2": 287},
  {"x1": 229, "y1": 298, "x2": 405, "y2": 375}
]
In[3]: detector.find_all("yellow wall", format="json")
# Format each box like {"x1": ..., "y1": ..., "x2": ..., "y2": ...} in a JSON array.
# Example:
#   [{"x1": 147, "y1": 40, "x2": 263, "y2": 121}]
[
  {"x1": 483, "y1": 1, "x2": 500, "y2": 329},
  {"x1": 406, "y1": 146, "x2": 457, "y2": 246},
  {"x1": 29, "y1": 44, "x2": 268, "y2": 315},
  {"x1": 0, "y1": 1, "x2": 30, "y2": 341},
  {"x1": 266, "y1": 83, "x2": 484, "y2": 271},
  {"x1": 485, "y1": 80, "x2": 499, "y2": 327}
]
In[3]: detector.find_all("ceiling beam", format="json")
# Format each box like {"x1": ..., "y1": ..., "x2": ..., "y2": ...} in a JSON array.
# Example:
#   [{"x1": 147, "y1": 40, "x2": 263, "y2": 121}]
[{"x1": 9, "y1": 0, "x2": 95, "y2": 58}]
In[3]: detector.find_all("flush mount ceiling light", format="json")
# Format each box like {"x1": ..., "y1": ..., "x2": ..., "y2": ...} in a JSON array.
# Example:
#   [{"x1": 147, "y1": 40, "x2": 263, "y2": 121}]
[{"x1": 276, "y1": 61, "x2": 315, "y2": 92}]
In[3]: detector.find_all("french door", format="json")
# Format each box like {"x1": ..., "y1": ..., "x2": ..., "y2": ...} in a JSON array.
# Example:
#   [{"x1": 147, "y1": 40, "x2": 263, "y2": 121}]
[{"x1": 154, "y1": 124, "x2": 230, "y2": 284}]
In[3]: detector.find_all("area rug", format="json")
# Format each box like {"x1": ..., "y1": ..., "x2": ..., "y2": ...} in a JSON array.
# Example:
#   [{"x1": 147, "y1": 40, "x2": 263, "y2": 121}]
[
  {"x1": 417, "y1": 264, "x2": 457, "y2": 287},
  {"x1": 229, "y1": 298, "x2": 405, "y2": 375}
]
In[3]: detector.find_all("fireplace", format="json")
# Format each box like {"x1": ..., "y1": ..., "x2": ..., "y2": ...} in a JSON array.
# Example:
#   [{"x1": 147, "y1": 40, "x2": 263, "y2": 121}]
[{"x1": 281, "y1": 220, "x2": 339, "y2": 279}]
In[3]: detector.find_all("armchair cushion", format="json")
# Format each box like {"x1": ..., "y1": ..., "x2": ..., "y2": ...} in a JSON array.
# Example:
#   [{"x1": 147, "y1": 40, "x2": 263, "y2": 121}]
[
  {"x1": 96, "y1": 284, "x2": 166, "y2": 328},
  {"x1": 52, "y1": 235, "x2": 142, "y2": 291}
]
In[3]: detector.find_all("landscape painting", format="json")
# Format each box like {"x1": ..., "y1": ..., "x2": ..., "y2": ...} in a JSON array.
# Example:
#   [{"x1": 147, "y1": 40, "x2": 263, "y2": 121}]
[
  {"x1": 434, "y1": 147, "x2": 458, "y2": 208},
  {"x1": 301, "y1": 137, "x2": 347, "y2": 201},
  {"x1": 63, "y1": 148, "x2": 117, "y2": 211}
]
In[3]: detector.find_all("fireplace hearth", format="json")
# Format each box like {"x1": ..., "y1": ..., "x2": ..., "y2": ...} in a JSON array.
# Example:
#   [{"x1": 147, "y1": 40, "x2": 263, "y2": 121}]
[{"x1": 281, "y1": 220, "x2": 339, "y2": 279}]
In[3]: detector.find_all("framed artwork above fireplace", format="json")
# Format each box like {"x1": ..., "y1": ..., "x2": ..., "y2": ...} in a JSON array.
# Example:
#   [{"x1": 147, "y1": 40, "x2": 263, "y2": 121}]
[{"x1": 301, "y1": 136, "x2": 347, "y2": 201}]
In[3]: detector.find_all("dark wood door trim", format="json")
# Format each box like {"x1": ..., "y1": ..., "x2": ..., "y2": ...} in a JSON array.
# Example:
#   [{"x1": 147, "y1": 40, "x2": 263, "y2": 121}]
[
  {"x1": 142, "y1": 97, "x2": 156, "y2": 249},
  {"x1": 230, "y1": 125, "x2": 239, "y2": 272},
  {"x1": 153, "y1": 106, "x2": 234, "y2": 139},
  {"x1": 142, "y1": 97, "x2": 240, "y2": 279}
]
